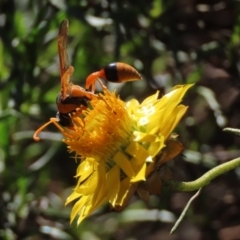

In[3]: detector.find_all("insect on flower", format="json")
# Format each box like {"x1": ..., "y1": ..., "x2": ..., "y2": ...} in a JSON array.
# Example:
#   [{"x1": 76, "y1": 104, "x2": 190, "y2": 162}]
[
  {"x1": 33, "y1": 19, "x2": 142, "y2": 141},
  {"x1": 85, "y1": 62, "x2": 142, "y2": 93}
]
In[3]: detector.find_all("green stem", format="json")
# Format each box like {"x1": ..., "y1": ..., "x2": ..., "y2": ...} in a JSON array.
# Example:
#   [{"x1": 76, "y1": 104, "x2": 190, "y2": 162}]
[
  {"x1": 170, "y1": 188, "x2": 202, "y2": 234},
  {"x1": 167, "y1": 157, "x2": 240, "y2": 191},
  {"x1": 223, "y1": 127, "x2": 240, "y2": 136}
]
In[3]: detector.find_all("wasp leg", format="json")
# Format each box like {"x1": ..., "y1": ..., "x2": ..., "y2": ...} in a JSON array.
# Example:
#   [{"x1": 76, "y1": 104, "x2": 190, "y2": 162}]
[
  {"x1": 85, "y1": 72, "x2": 97, "y2": 92},
  {"x1": 96, "y1": 78, "x2": 107, "y2": 91},
  {"x1": 33, "y1": 118, "x2": 59, "y2": 141}
]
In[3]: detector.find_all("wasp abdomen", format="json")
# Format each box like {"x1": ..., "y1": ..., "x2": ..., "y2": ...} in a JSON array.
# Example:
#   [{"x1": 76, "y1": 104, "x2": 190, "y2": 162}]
[{"x1": 103, "y1": 62, "x2": 142, "y2": 83}]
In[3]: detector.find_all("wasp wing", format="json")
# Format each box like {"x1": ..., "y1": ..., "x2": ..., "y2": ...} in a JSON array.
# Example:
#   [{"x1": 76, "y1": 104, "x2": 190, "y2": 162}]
[{"x1": 58, "y1": 19, "x2": 73, "y2": 100}]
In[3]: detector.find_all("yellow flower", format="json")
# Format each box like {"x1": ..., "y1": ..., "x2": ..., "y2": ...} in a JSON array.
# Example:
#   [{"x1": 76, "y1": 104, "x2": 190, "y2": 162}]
[
  {"x1": 34, "y1": 84, "x2": 192, "y2": 224},
  {"x1": 61, "y1": 84, "x2": 192, "y2": 224}
]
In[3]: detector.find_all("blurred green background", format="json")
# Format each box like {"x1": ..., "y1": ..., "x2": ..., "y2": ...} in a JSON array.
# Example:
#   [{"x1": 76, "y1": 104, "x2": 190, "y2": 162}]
[{"x1": 1, "y1": 0, "x2": 240, "y2": 239}]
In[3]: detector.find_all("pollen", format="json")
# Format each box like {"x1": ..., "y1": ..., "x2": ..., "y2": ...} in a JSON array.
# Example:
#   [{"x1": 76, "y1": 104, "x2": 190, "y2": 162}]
[{"x1": 62, "y1": 89, "x2": 134, "y2": 164}]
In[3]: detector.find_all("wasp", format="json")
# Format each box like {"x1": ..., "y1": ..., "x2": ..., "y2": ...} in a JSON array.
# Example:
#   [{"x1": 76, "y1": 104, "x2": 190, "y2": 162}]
[
  {"x1": 33, "y1": 19, "x2": 142, "y2": 141},
  {"x1": 56, "y1": 19, "x2": 96, "y2": 127}
]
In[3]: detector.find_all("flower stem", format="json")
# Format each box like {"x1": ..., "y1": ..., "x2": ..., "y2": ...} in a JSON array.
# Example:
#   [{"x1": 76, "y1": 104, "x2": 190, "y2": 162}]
[
  {"x1": 223, "y1": 127, "x2": 240, "y2": 136},
  {"x1": 167, "y1": 157, "x2": 240, "y2": 191},
  {"x1": 170, "y1": 188, "x2": 202, "y2": 234}
]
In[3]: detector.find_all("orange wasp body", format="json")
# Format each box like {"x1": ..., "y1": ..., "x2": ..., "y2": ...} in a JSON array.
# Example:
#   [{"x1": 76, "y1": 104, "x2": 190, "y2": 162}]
[
  {"x1": 56, "y1": 20, "x2": 95, "y2": 126},
  {"x1": 85, "y1": 62, "x2": 142, "y2": 93},
  {"x1": 33, "y1": 19, "x2": 142, "y2": 141}
]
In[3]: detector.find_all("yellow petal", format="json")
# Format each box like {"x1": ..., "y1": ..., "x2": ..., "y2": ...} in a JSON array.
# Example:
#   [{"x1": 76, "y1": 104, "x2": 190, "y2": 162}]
[
  {"x1": 131, "y1": 161, "x2": 146, "y2": 182},
  {"x1": 65, "y1": 191, "x2": 82, "y2": 205},
  {"x1": 75, "y1": 170, "x2": 98, "y2": 195},
  {"x1": 91, "y1": 164, "x2": 107, "y2": 207},
  {"x1": 133, "y1": 131, "x2": 157, "y2": 142},
  {"x1": 146, "y1": 110, "x2": 165, "y2": 134},
  {"x1": 147, "y1": 135, "x2": 165, "y2": 157},
  {"x1": 113, "y1": 151, "x2": 134, "y2": 178},
  {"x1": 70, "y1": 195, "x2": 90, "y2": 223},
  {"x1": 114, "y1": 177, "x2": 132, "y2": 208},
  {"x1": 164, "y1": 84, "x2": 193, "y2": 105},
  {"x1": 76, "y1": 159, "x2": 95, "y2": 182},
  {"x1": 140, "y1": 91, "x2": 159, "y2": 105},
  {"x1": 125, "y1": 142, "x2": 149, "y2": 160},
  {"x1": 126, "y1": 99, "x2": 140, "y2": 113},
  {"x1": 106, "y1": 166, "x2": 120, "y2": 206},
  {"x1": 160, "y1": 105, "x2": 188, "y2": 138}
]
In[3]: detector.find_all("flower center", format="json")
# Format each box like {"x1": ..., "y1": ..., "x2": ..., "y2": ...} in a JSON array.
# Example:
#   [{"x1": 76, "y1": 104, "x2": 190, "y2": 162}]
[{"x1": 63, "y1": 90, "x2": 134, "y2": 166}]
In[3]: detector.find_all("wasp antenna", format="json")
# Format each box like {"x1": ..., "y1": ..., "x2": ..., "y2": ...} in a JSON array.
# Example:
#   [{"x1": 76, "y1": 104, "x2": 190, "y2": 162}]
[{"x1": 33, "y1": 118, "x2": 58, "y2": 141}]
